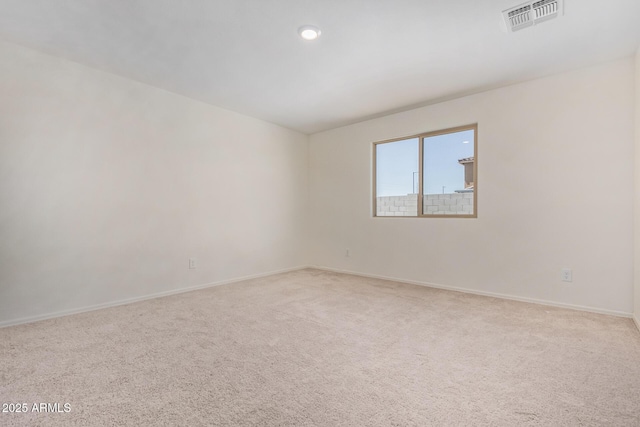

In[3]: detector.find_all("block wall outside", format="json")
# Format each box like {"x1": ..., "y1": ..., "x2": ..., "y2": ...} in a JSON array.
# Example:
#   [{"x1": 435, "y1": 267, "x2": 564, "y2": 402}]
[{"x1": 376, "y1": 193, "x2": 473, "y2": 216}]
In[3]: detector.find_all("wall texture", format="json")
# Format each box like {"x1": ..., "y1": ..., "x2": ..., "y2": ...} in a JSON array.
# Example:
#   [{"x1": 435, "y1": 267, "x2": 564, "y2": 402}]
[
  {"x1": 376, "y1": 193, "x2": 474, "y2": 217},
  {"x1": 0, "y1": 41, "x2": 309, "y2": 325},
  {"x1": 309, "y1": 58, "x2": 635, "y2": 315}
]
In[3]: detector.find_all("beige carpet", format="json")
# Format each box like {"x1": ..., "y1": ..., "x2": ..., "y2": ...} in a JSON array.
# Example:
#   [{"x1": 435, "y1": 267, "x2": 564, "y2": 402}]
[{"x1": 1, "y1": 269, "x2": 639, "y2": 426}]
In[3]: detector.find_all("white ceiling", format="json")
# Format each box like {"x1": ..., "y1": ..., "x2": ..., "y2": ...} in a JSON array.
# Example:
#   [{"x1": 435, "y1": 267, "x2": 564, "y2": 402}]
[{"x1": 1, "y1": 0, "x2": 639, "y2": 134}]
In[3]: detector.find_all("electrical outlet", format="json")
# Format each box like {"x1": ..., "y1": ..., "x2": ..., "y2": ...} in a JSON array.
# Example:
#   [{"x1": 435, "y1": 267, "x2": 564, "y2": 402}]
[
  {"x1": 345, "y1": 248, "x2": 351, "y2": 257},
  {"x1": 189, "y1": 258, "x2": 197, "y2": 269},
  {"x1": 561, "y1": 268, "x2": 572, "y2": 282}
]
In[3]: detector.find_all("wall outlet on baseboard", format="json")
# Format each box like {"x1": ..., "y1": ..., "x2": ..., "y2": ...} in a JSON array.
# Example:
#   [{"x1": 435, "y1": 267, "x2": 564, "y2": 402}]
[
  {"x1": 189, "y1": 258, "x2": 197, "y2": 269},
  {"x1": 561, "y1": 268, "x2": 572, "y2": 282}
]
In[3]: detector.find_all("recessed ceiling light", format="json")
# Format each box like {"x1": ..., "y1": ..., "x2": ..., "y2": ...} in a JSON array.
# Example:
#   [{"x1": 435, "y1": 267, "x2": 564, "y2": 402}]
[
  {"x1": 462, "y1": 140, "x2": 470, "y2": 144},
  {"x1": 298, "y1": 25, "x2": 321, "y2": 41}
]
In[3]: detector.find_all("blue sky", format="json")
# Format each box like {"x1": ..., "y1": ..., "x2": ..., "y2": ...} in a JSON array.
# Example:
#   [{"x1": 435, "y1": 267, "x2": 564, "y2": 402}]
[{"x1": 376, "y1": 129, "x2": 474, "y2": 197}]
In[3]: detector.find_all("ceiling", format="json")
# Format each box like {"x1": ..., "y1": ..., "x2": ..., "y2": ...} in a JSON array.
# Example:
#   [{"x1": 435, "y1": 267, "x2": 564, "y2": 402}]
[{"x1": 1, "y1": 0, "x2": 639, "y2": 134}]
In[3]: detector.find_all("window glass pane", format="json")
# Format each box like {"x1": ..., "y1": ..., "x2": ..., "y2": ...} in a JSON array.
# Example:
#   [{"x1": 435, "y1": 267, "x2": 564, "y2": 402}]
[
  {"x1": 376, "y1": 138, "x2": 419, "y2": 217},
  {"x1": 422, "y1": 129, "x2": 474, "y2": 216}
]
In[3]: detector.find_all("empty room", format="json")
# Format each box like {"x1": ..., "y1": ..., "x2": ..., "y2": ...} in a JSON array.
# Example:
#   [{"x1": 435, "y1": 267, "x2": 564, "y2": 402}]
[{"x1": 1, "y1": 0, "x2": 640, "y2": 426}]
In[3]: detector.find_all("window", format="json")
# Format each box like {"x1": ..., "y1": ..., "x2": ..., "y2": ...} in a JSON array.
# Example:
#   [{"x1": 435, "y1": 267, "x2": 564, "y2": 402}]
[{"x1": 373, "y1": 124, "x2": 477, "y2": 218}]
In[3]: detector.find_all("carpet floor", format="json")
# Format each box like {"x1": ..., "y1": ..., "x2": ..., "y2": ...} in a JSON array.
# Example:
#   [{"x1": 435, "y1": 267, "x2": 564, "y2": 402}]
[{"x1": 1, "y1": 268, "x2": 640, "y2": 426}]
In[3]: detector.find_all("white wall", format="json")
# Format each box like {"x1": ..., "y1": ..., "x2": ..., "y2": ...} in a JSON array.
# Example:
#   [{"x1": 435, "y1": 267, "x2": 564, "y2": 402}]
[
  {"x1": 0, "y1": 41, "x2": 308, "y2": 325},
  {"x1": 309, "y1": 58, "x2": 635, "y2": 316},
  {"x1": 1, "y1": 40, "x2": 636, "y2": 326},
  {"x1": 635, "y1": 48, "x2": 640, "y2": 328}
]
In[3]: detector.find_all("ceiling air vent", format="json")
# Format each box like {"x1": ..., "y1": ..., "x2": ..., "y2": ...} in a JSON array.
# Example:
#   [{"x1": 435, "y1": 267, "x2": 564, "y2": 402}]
[{"x1": 503, "y1": 0, "x2": 563, "y2": 32}]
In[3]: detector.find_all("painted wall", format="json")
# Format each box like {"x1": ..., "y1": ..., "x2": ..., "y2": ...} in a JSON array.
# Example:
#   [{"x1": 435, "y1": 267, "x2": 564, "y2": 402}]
[
  {"x1": 309, "y1": 58, "x2": 635, "y2": 315},
  {"x1": 0, "y1": 41, "x2": 308, "y2": 325},
  {"x1": 635, "y1": 47, "x2": 640, "y2": 328}
]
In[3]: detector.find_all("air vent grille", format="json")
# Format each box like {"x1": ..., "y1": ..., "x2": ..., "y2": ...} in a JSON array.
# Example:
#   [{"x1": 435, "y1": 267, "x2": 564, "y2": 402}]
[
  {"x1": 508, "y1": 5, "x2": 532, "y2": 30},
  {"x1": 533, "y1": 0, "x2": 559, "y2": 21},
  {"x1": 503, "y1": 0, "x2": 563, "y2": 32}
]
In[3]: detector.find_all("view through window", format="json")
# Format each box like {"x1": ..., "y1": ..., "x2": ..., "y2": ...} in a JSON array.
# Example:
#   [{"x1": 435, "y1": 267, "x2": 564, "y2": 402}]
[{"x1": 374, "y1": 124, "x2": 477, "y2": 217}]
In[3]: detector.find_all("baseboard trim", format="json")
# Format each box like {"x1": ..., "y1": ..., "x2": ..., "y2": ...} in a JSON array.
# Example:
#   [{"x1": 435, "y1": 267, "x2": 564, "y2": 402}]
[
  {"x1": 0, "y1": 265, "x2": 311, "y2": 329},
  {"x1": 4, "y1": 265, "x2": 633, "y2": 329},
  {"x1": 311, "y1": 265, "x2": 633, "y2": 319}
]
